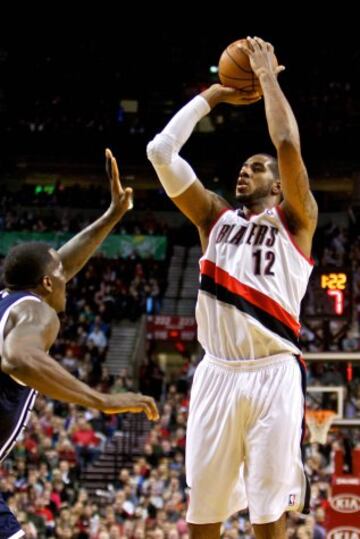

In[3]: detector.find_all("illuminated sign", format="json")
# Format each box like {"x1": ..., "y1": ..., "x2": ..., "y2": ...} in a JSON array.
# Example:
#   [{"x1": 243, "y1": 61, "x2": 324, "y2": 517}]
[{"x1": 320, "y1": 272, "x2": 348, "y2": 316}]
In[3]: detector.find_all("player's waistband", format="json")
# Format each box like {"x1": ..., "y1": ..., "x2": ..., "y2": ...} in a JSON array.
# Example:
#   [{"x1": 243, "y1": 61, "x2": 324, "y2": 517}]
[{"x1": 204, "y1": 352, "x2": 296, "y2": 372}]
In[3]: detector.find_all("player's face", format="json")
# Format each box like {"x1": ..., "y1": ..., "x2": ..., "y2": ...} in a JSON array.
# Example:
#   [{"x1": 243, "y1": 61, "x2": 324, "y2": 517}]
[
  {"x1": 235, "y1": 155, "x2": 277, "y2": 204},
  {"x1": 45, "y1": 249, "x2": 67, "y2": 313}
]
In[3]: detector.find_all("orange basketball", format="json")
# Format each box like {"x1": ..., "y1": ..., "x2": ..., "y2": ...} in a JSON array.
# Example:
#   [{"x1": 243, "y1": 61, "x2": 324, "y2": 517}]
[{"x1": 218, "y1": 38, "x2": 277, "y2": 95}]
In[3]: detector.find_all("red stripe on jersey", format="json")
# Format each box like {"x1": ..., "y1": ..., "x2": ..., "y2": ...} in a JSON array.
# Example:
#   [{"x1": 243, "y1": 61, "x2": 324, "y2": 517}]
[
  {"x1": 297, "y1": 355, "x2": 307, "y2": 370},
  {"x1": 200, "y1": 259, "x2": 301, "y2": 336}
]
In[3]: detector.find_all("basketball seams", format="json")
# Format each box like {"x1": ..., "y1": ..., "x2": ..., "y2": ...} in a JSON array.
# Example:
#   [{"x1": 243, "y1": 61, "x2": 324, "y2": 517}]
[
  {"x1": 218, "y1": 38, "x2": 271, "y2": 93},
  {"x1": 219, "y1": 64, "x2": 259, "y2": 94},
  {"x1": 225, "y1": 47, "x2": 253, "y2": 74},
  {"x1": 219, "y1": 74, "x2": 256, "y2": 93}
]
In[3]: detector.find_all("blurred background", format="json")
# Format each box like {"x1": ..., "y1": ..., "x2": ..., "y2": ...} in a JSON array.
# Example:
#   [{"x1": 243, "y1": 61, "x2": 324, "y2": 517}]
[{"x1": 0, "y1": 15, "x2": 360, "y2": 538}]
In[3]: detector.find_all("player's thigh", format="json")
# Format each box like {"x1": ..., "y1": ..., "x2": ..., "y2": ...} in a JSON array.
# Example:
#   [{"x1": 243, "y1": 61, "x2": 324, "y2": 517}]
[
  {"x1": 186, "y1": 360, "x2": 245, "y2": 489},
  {"x1": 186, "y1": 390, "x2": 247, "y2": 524},
  {"x1": 244, "y1": 359, "x2": 305, "y2": 522}
]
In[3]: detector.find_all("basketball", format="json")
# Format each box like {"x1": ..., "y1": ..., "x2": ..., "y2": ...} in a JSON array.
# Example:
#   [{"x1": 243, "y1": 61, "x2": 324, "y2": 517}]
[{"x1": 218, "y1": 39, "x2": 277, "y2": 94}]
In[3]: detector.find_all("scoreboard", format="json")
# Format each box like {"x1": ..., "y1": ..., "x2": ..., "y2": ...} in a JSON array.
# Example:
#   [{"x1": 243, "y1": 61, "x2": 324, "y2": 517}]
[{"x1": 302, "y1": 269, "x2": 352, "y2": 319}]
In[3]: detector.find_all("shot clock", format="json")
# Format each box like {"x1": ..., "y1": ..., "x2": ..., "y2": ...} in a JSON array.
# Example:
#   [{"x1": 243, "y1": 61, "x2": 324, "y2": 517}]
[
  {"x1": 302, "y1": 269, "x2": 351, "y2": 319},
  {"x1": 320, "y1": 272, "x2": 347, "y2": 316}
]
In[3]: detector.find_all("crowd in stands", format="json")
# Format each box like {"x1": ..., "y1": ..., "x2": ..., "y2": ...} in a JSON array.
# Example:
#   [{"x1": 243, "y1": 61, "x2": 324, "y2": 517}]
[
  {"x1": 1, "y1": 351, "x2": 359, "y2": 538},
  {"x1": 2, "y1": 27, "x2": 360, "y2": 536},
  {"x1": 0, "y1": 191, "x2": 359, "y2": 537},
  {"x1": 0, "y1": 186, "x2": 172, "y2": 233},
  {"x1": 0, "y1": 186, "x2": 174, "y2": 219}
]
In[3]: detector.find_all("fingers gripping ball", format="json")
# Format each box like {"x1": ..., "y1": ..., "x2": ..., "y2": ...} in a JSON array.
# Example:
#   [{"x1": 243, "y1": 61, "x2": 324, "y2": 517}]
[{"x1": 218, "y1": 39, "x2": 277, "y2": 94}]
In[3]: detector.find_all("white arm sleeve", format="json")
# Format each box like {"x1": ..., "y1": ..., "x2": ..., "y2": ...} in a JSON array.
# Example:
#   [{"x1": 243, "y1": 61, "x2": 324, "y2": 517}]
[{"x1": 146, "y1": 95, "x2": 210, "y2": 197}]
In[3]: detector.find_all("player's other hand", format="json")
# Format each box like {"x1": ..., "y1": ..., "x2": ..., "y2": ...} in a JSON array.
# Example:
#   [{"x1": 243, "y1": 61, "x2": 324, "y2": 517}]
[
  {"x1": 202, "y1": 83, "x2": 262, "y2": 108},
  {"x1": 101, "y1": 392, "x2": 159, "y2": 421},
  {"x1": 217, "y1": 84, "x2": 262, "y2": 105}
]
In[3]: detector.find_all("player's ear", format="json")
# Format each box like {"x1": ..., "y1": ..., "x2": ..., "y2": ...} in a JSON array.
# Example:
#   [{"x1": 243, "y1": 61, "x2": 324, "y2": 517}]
[{"x1": 41, "y1": 275, "x2": 53, "y2": 293}]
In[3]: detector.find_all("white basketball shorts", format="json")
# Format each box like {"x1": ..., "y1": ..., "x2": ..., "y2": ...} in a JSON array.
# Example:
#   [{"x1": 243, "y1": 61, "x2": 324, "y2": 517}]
[{"x1": 186, "y1": 353, "x2": 308, "y2": 525}]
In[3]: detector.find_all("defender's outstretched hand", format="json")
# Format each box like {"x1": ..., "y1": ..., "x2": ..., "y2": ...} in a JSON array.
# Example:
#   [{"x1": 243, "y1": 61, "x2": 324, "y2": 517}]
[
  {"x1": 57, "y1": 149, "x2": 134, "y2": 282},
  {"x1": 105, "y1": 148, "x2": 134, "y2": 217}
]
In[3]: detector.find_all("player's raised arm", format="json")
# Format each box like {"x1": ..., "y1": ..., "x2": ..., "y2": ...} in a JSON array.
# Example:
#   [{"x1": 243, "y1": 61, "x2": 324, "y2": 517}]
[
  {"x1": 240, "y1": 37, "x2": 318, "y2": 247},
  {"x1": 147, "y1": 85, "x2": 260, "y2": 243},
  {"x1": 57, "y1": 149, "x2": 133, "y2": 283}
]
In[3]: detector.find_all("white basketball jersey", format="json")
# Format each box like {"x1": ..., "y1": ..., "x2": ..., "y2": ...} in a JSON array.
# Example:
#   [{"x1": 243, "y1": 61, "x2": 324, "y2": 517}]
[{"x1": 196, "y1": 206, "x2": 314, "y2": 360}]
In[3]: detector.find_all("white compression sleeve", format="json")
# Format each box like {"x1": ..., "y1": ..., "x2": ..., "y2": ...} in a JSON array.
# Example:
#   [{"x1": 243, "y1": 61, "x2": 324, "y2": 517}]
[
  {"x1": 147, "y1": 95, "x2": 210, "y2": 197},
  {"x1": 162, "y1": 95, "x2": 211, "y2": 151}
]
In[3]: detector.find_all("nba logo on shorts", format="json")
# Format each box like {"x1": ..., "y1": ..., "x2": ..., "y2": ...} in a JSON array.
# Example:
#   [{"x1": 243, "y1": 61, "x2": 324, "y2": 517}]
[{"x1": 288, "y1": 494, "x2": 296, "y2": 506}]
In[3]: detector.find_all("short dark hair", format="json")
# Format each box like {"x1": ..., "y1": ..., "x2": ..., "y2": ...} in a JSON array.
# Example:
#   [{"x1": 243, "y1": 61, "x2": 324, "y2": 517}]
[
  {"x1": 3, "y1": 242, "x2": 54, "y2": 290},
  {"x1": 259, "y1": 153, "x2": 279, "y2": 179}
]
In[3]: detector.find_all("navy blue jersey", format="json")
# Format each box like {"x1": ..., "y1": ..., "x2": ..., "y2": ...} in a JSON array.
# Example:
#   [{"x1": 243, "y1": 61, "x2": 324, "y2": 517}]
[
  {"x1": 0, "y1": 290, "x2": 40, "y2": 465},
  {"x1": 0, "y1": 490, "x2": 25, "y2": 538}
]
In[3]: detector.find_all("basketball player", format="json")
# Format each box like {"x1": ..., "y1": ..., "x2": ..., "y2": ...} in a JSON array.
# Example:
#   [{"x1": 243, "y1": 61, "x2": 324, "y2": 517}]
[
  {"x1": 147, "y1": 37, "x2": 317, "y2": 538},
  {"x1": 0, "y1": 149, "x2": 159, "y2": 539}
]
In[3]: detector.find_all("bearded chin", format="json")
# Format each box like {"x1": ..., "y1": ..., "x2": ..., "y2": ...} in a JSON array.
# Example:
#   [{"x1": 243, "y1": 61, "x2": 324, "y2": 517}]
[
  {"x1": 235, "y1": 192, "x2": 256, "y2": 204},
  {"x1": 236, "y1": 185, "x2": 273, "y2": 205}
]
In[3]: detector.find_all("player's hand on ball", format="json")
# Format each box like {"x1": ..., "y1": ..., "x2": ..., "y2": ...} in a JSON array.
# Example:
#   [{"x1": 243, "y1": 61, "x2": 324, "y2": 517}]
[
  {"x1": 205, "y1": 83, "x2": 262, "y2": 107},
  {"x1": 239, "y1": 37, "x2": 285, "y2": 79},
  {"x1": 217, "y1": 84, "x2": 262, "y2": 105}
]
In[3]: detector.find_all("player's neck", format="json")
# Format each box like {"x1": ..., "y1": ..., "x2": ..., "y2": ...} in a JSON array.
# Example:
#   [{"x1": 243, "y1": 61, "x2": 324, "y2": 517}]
[
  {"x1": 243, "y1": 201, "x2": 276, "y2": 219},
  {"x1": 27, "y1": 287, "x2": 45, "y2": 302},
  {"x1": 4, "y1": 287, "x2": 43, "y2": 301}
]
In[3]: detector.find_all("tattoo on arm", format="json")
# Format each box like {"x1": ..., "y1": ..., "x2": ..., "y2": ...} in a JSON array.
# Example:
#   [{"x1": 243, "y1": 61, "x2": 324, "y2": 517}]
[{"x1": 285, "y1": 168, "x2": 318, "y2": 227}]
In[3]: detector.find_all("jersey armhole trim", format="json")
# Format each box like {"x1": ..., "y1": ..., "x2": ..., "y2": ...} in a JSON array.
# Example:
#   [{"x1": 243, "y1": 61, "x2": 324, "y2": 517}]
[
  {"x1": 0, "y1": 295, "x2": 42, "y2": 356},
  {"x1": 275, "y1": 206, "x2": 315, "y2": 266},
  {"x1": 208, "y1": 208, "x2": 232, "y2": 235}
]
